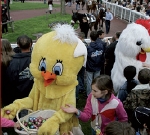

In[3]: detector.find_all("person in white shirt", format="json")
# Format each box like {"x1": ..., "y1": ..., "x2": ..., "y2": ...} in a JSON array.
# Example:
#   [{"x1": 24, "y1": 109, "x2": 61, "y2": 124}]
[{"x1": 104, "y1": 8, "x2": 113, "y2": 34}]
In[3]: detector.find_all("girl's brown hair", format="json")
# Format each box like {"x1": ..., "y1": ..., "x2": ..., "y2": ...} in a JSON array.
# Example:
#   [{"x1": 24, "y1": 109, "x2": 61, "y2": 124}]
[
  {"x1": 104, "y1": 121, "x2": 135, "y2": 135},
  {"x1": 1, "y1": 39, "x2": 15, "y2": 67},
  {"x1": 92, "y1": 75, "x2": 113, "y2": 95}
]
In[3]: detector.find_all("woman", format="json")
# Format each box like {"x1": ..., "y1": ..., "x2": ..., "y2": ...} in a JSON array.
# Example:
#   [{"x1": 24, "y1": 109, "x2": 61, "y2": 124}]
[{"x1": 1, "y1": 39, "x2": 15, "y2": 106}]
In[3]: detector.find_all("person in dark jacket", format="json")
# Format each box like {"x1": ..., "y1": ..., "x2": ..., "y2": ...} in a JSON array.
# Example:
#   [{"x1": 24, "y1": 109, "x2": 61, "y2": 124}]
[
  {"x1": 80, "y1": 17, "x2": 89, "y2": 38},
  {"x1": 2, "y1": 4, "x2": 9, "y2": 34},
  {"x1": 104, "y1": 31, "x2": 121, "y2": 76},
  {"x1": 6, "y1": 35, "x2": 34, "y2": 117},
  {"x1": 86, "y1": 31, "x2": 105, "y2": 96}
]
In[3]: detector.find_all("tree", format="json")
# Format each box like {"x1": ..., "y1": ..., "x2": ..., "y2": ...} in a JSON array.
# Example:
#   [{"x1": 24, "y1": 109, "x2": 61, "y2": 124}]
[{"x1": 60, "y1": 0, "x2": 66, "y2": 14}]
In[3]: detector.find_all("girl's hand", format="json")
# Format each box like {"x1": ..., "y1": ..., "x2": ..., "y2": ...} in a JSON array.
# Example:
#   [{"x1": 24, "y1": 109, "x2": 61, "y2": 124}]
[
  {"x1": 61, "y1": 104, "x2": 78, "y2": 114},
  {"x1": 62, "y1": 131, "x2": 74, "y2": 135},
  {"x1": 143, "y1": 63, "x2": 150, "y2": 68},
  {"x1": 14, "y1": 123, "x2": 20, "y2": 128}
]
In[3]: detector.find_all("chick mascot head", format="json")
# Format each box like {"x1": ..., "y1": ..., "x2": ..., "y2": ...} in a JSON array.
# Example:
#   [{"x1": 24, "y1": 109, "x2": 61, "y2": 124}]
[
  {"x1": 1, "y1": 24, "x2": 87, "y2": 135},
  {"x1": 111, "y1": 19, "x2": 150, "y2": 94}
]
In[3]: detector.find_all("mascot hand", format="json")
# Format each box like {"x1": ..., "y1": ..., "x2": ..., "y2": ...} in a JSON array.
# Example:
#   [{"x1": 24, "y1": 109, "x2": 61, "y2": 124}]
[
  {"x1": 1, "y1": 97, "x2": 33, "y2": 119},
  {"x1": 1, "y1": 103, "x2": 18, "y2": 119},
  {"x1": 38, "y1": 117, "x2": 59, "y2": 135}
]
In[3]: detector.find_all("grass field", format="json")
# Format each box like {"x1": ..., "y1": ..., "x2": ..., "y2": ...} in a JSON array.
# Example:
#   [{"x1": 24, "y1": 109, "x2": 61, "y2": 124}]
[
  {"x1": 3, "y1": 1, "x2": 60, "y2": 10},
  {"x1": 2, "y1": 13, "x2": 72, "y2": 43}
]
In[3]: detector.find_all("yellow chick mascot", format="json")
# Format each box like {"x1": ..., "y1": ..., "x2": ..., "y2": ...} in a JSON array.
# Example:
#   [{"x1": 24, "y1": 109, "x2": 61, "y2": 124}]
[{"x1": 1, "y1": 24, "x2": 87, "y2": 135}]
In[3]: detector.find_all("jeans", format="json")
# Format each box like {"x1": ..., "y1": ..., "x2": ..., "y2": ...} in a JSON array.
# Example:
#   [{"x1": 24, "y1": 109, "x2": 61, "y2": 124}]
[
  {"x1": 76, "y1": 3, "x2": 80, "y2": 10},
  {"x1": 68, "y1": 1, "x2": 72, "y2": 6},
  {"x1": 91, "y1": 128, "x2": 96, "y2": 135},
  {"x1": 105, "y1": 20, "x2": 110, "y2": 34},
  {"x1": 76, "y1": 66, "x2": 85, "y2": 99},
  {"x1": 86, "y1": 71, "x2": 100, "y2": 95}
]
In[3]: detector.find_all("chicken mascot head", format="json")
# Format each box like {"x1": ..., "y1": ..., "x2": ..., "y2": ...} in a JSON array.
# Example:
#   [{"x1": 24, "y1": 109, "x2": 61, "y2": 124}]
[
  {"x1": 111, "y1": 19, "x2": 150, "y2": 94},
  {"x1": 1, "y1": 24, "x2": 87, "y2": 135}
]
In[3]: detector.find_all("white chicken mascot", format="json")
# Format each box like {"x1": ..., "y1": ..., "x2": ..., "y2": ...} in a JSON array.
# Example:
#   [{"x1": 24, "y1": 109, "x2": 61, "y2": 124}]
[
  {"x1": 111, "y1": 19, "x2": 150, "y2": 94},
  {"x1": 1, "y1": 24, "x2": 87, "y2": 135}
]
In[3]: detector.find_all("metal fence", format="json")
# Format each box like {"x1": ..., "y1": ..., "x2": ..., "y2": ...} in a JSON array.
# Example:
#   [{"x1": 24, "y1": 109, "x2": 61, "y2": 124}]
[{"x1": 103, "y1": 1, "x2": 150, "y2": 23}]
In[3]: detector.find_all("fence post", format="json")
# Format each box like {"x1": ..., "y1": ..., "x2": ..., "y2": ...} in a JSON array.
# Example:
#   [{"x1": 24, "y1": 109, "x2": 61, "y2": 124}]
[
  {"x1": 129, "y1": 10, "x2": 131, "y2": 23},
  {"x1": 121, "y1": 7, "x2": 123, "y2": 19}
]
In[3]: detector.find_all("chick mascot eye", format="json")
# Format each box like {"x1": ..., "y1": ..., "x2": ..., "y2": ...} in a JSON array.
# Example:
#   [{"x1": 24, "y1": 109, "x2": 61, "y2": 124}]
[
  {"x1": 52, "y1": 60, "x2": 63, "y2": 75},
  {"x1": 39, "y1": 58, "x2": 46, "y2": 71}
]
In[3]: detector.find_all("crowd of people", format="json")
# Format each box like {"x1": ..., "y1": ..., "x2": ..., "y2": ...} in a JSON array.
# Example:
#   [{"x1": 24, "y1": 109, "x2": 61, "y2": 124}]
[
  {"x1": 110, "y1": 0, "x2": 150, "y2": 16},
  {"x1": 62, "y1": 29, "x2": 150, "y2": 135},
  {"x1": 1, "y1": 1, "x2": 150, "y2": 135},
  {"x1": 64, "y1": 0, "x2": 150, "y2": 16},
  {"x1": 1, "y1": 26, "x2": 150, "y2": 135}
]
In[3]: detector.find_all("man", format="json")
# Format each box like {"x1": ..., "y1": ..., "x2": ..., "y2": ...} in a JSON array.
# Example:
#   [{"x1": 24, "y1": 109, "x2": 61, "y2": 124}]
[
  {"x1": 6, "y1": 35, "x2": 34, "y2": 117},
  {"x1": 104, "y1": 8, "x2": 113, "y2": 34},
  {"x1": 104, "y1": 31, "x2": 121, "y2": 76}
]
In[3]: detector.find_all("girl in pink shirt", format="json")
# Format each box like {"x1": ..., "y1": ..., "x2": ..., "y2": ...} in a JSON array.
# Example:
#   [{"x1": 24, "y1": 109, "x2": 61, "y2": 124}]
[{"x1": 62, "y1": 75, "x2": 128, "y2": 135}]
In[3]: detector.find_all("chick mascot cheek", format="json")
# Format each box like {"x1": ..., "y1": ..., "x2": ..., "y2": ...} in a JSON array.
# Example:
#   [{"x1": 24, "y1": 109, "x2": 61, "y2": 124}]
[{"x1": 1, "y1": 24, "x2": 87, "y2": 135}]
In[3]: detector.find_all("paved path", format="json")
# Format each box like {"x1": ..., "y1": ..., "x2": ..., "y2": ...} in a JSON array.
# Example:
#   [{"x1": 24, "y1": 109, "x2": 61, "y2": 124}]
[{"x1": 10, "y1": 1, "x2": 128, "y2": 37}]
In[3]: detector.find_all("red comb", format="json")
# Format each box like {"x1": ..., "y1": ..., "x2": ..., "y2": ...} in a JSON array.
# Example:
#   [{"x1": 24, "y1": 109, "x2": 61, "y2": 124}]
[{"x1": 135, "y1": 19, "x2": 150, "y2": 35}]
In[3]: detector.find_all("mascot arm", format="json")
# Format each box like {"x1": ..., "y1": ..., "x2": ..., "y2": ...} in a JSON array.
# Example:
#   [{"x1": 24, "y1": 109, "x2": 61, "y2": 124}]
[
  {"x1": 38, "y1": 90, "x2": 76, "y2": 135},
  {"x1": 1, "y1": 97, "x2": 33, "y2": 120}
]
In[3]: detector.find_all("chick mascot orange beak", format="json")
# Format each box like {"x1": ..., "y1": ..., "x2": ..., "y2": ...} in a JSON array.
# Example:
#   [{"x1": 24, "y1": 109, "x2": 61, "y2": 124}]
[{"x1": 1, "y1": 24, "x2": 87, "y2": 135}]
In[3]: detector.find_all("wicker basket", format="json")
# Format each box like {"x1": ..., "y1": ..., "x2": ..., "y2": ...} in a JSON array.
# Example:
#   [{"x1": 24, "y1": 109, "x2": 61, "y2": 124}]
[{"x1": 14, "y1": 109, "x2": 60, "y2": 135}]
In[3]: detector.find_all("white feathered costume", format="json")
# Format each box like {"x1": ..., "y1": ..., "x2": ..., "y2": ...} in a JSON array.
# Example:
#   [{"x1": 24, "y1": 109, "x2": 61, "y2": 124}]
[{"x1": 111, "y1": 21, "x2": 150, "y2": 94}]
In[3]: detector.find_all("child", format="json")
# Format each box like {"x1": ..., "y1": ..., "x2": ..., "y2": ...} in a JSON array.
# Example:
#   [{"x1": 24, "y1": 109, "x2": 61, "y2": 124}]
[
  {"x1": 131, "y1": 106, "x2": 150, "y2": 135},
  {"x1": 118, "y1": 66, "x2": 139, "y2": 102},
  {"x1": 86, "y1": 31, "x2": 105, "y2": 96},
  {"x1": 123, "y1": 68, "x2": 150, "y2": 123},
  {"x1": 61, "y1": 75, "x2": 128, "y2": 134},
  {"x1": 104, "y1": 121, "x2": 135, "y2": 135},
  {"x1": 62, "y1": 131, "x2": 74, "y2": 135},
  {"x1": 48, "y1": 0, "x2": 53, "y2": 14},
  {"x1": 1, "y1": 117, "x2": 20, "y2": 128}
]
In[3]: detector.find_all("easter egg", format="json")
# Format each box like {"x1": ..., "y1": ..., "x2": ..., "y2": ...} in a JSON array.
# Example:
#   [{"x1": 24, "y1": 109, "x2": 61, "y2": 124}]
[{"x1": 6, "y1": 110, "x2": 10, "y2": 114}]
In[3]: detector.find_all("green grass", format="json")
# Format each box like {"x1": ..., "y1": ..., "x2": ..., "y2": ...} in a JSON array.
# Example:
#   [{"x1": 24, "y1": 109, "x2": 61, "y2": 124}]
[
  {"x1": 77, "y1": 93, "x2": 91, "y2": 135},
  {"x1": 2, "y1": 13, "x2": 72, "y2": 43},
  {"x1": 7, "y1": 1, "x2": 60, "y2": 11}
]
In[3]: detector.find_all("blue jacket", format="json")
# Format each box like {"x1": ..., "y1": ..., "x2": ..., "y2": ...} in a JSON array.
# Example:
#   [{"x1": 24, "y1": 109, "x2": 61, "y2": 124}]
[
  {"x1": 86, "y1": 41, "x2": 105, "y2": 72},
  {"x1": 96, "y1": 38, "x2": 107, "y2": 52},
  {"x1": 118, "y1": 79, "x2": 139, "y2": 102}
]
